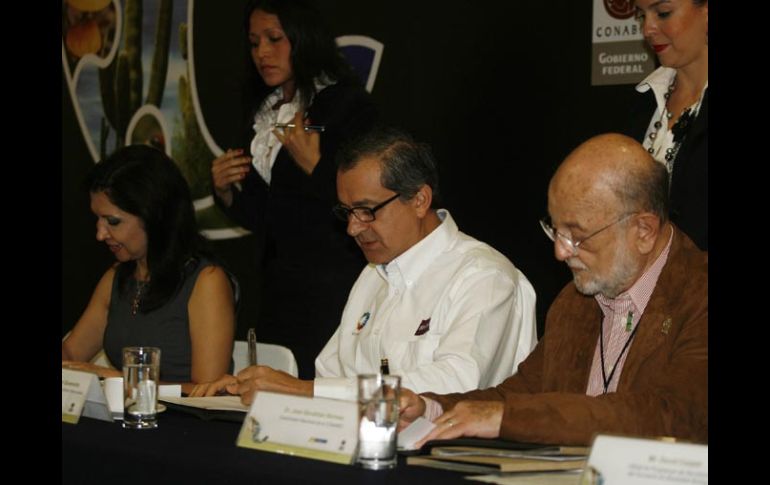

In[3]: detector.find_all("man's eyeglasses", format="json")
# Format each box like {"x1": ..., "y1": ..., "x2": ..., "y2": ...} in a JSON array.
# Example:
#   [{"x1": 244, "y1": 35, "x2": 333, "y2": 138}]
[
  {"x1": 332, "y1": 193, "x2": 401, "y2": 223},
  {"x1": 539, "y1": 212, "x2": 636, "y2": 256}
]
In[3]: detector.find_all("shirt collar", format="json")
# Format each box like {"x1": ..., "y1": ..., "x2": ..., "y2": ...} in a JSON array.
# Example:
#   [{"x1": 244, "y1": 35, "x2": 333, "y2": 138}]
[
  {"x1": 375, "y1": 209, "x2": 457, "y2": 288},
  {"x1": 595, "y1": 225, "x2": 674, "y2": 315},
  {"x1": 635, "y1": 66, "x2": 709, "y2": 111},
  {"x1": 635, "y1": 67, "x2": 677, "y2": 111}
]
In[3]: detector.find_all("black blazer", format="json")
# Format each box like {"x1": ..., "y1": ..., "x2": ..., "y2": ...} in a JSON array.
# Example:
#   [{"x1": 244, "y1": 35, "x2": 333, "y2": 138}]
[
  {"x1": 215, "y1": 79, "x2": 378, "y2": 377},
  {"x1": 625, "y1": 89, "x2": 708, "y2": 251}
]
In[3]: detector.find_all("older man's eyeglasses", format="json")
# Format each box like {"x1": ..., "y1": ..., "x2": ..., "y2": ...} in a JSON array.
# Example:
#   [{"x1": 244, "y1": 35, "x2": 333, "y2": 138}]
[
  {"x1": 332, "y1": 193, "x2": 401, "y2": 223},
  {"x1": 539, "y1": 213, "x2": 636, "y2": 256}
]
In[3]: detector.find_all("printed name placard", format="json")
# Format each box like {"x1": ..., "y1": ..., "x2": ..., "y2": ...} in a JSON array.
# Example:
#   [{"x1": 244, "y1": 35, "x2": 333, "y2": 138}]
[
  {"x1": 236, "y1": 391, "x2": 358, "y2": 464},
  {"x1": 580, "y1": 434, "x2": 707, "y2": 484},
  {"x1": 62, "y1": 369, "x2": 113, "y2": 424}
]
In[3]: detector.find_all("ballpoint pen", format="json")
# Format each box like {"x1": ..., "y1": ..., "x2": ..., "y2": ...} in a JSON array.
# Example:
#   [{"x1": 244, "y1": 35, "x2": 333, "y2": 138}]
[
  {"x1": 247, "y1": 328, "x2": 258, "y2": 366},
  {"x1": 273, "y1": 123, "x2": 326, "y2": 132}
]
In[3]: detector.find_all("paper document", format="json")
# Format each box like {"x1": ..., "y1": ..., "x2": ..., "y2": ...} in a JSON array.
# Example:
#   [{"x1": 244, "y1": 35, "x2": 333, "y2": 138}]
[
  {"x1": 398, "y1": 417, "x2": 436, "y2": 450},
  {"x1": 160, "y1": 395, "x2": 249, "y2": 412},
  {"x1": 468, "y1": 470, "x2": 583, "y2": 485},
  {"x1": 433, "y1": 446, "x2": 589, "y2": 461}
]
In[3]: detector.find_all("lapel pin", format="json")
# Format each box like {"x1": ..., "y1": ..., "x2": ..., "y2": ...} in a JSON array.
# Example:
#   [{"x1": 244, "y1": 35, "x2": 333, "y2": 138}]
[
  {"x1": 661, "y1": 317, "x2": 672, "y2": 335},
  {"x1": 355, "y1": 312, "x2": 371, "y2": 333}
]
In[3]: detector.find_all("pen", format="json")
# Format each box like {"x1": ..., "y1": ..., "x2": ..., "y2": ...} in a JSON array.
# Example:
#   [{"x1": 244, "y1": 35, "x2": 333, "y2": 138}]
[
  {"x1": 247, "y1": 328, "x2": 258, "y2": 366},
  {"x1": 273, "y1": 123, "x2": 326, "y2": 132}
]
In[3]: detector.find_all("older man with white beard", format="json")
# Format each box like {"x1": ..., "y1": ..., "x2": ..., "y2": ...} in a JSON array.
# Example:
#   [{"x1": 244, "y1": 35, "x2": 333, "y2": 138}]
[{"x1": 400, "y1": 133, "x2": 708, "y2": 446}]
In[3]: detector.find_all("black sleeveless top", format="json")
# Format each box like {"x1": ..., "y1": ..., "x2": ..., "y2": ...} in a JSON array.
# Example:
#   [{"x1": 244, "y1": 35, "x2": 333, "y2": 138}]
[{"x1": 103, "y1": 258, "x2": 230, "y2": 382}]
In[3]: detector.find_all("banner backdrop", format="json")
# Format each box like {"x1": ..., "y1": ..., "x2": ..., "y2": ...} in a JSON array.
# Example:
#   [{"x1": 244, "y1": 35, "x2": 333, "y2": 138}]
[
  {"x1": 591, "y1": 0, "x2": 656, "y2": 85},
  {"x1": 62, "y1": 0, "x2": 384, "y2": 240},
  {"x1": 64, "y1": 0, "x2": 643, "y2": 339}
]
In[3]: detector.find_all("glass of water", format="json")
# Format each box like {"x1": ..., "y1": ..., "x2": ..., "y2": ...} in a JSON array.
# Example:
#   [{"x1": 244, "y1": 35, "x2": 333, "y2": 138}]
[
  {"x1": 356, "y1": 374, "x2": 401, "y2": 470},
  {"x1": 122, "y1": 346, "x2": 160, "y2": 429}
]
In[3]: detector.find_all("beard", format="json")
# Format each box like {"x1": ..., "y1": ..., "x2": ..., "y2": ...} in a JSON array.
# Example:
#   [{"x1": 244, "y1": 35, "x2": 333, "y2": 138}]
[{"x1": 568, "y1": 243, "x2": 639, "y2": 298}]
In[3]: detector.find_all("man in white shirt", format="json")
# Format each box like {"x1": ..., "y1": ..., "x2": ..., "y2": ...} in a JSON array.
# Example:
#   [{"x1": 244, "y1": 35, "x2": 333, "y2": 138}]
[{"x1": 191, "y1": 127, "x2": 537, "y2": 402}]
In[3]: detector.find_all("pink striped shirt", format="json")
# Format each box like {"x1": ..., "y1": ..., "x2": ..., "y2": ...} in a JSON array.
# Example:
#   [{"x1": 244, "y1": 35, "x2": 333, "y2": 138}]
[{"x1": 585, "y1": 226, "x2": 673, "y2": 396}]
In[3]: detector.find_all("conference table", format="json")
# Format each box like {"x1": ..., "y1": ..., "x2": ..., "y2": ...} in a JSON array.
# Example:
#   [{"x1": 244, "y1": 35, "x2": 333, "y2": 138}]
[{"x1": 62, "y1": 408, "x2": 477, "y2": 484}]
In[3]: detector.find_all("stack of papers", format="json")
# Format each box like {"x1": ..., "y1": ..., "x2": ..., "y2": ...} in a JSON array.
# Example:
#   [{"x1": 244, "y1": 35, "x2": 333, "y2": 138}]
[
  {"x1": 160, "y1": 395, "x2": 249, "y2": 412},
  {"x1": 407, "y1": 445, "x2": 589, "y2": 474},
  {"x1": 159, "y1": 395, "x2": 249, "y2": 422}
]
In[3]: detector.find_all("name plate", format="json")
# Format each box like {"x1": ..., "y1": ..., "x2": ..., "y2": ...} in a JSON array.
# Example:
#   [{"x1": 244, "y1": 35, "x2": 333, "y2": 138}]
[
  {"x1": 581, "y1": 435, "x2": 707, "y2": 484},
  {"x1": 236, "y1": 391, "x2": 358, "y2": 464},
  {"x1": 62, "y1": 369, "x2": 112, "y2": 424}
]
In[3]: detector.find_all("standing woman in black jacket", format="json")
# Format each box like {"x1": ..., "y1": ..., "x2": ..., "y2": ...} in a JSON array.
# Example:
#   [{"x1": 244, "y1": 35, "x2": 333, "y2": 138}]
[
  {"x1": 627, "y1": 0, "x2": 708, "y2": 250},
  {"x1": 211, "y1": 0, "x2": 377, "y2": 377}
]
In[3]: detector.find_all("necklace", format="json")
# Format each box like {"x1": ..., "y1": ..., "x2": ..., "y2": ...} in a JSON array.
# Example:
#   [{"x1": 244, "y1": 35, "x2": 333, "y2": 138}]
[
  {"x1": 646, "y1": 76, "x2": 699, "y2": 173},
  {"x1": 131, "y1": 280, "x2": 147, "y2": 316}
]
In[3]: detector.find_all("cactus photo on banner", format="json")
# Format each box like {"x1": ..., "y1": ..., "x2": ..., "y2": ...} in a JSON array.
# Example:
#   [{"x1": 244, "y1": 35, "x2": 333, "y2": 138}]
[
  {"x1": 62, "y1": 0, "x2": 246, "y2": 238},
  {"x1": 64, "y1": 1, "x2": 384, "y2": 239}
]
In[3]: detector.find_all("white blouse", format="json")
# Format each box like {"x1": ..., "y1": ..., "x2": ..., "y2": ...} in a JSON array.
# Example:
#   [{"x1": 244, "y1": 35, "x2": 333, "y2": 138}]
[
  {"x1": 636, "y1": 67, "x2": 707, "y2": 174},
  {"x1": 249, "y1": 78, "x2": 334, "y2": 184}
]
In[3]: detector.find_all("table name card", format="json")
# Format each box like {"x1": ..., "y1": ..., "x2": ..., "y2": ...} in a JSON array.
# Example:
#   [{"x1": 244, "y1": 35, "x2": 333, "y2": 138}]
[
  {"x1": 581, "y1": 434, "x2": 707, "y2": 484},
  {"x1": 62, "y1": 369, "x2": 112, "y2": 424},
  {"x1": 236, "y1": 391, "x2": 358, "y2": 465}
]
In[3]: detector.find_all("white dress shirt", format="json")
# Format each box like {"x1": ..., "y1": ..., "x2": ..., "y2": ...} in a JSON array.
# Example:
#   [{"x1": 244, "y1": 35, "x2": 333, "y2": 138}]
[{"x1": 314, "y1": 210, "x2": 538, "y2": 401}]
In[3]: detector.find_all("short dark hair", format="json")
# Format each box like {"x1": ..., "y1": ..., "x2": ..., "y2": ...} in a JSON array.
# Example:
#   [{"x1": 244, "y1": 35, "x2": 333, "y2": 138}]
[
  {"x1": 614, "y1": 157, "x2": 670, "y2": 224},
  {"x1": 86, "y1": 145, "x2": 207, "y2": 312},
  {"x1": 243, "y1": 0, "x2": 355, "y2": 108},
  {"x1": 337, "y1": 127, "x2": 441, "y2": 208}
]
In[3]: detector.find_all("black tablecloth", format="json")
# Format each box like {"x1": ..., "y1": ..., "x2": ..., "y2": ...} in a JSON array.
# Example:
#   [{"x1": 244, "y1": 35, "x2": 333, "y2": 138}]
[{"x1": 62, "y1": 408, "x2": 474, "y2": 484}]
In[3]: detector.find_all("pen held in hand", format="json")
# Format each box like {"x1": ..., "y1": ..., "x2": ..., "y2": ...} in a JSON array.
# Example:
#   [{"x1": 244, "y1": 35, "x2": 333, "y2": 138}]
[
  {"x1": 273, "y1": 123, "x2": 326, "y2": 132},
  {"x1": 247, "y1": 328, "x2": 258, "y2": 366}
]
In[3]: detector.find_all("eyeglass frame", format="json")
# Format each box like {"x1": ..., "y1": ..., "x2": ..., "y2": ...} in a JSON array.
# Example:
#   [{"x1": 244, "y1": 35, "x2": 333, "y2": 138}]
[
  {"x1": 332, "y1": 193, "x2": 401, "y2": 223},
  {"x1": 539, "y1": 212, "x2": 637, "y2": 256}
]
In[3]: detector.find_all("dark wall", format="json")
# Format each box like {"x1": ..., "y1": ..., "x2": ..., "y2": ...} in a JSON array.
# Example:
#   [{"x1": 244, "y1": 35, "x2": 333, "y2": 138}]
[{"x1": 62, "y1": 1, "x2": 640, "y2": 339}]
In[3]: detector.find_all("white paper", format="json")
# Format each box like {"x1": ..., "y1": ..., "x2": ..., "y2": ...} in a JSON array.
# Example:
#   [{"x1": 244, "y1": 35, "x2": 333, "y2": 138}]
[
  {"x1": 62, "y1": 369, "x2": 113, "y2": 423},
  {"x1": 468, "y1": 470, "x2": 583, "y2": 485},
  {"x1": 159, "y1": 384, "x2": 181, "y2": 397},
  {"x1": 584, "y1": 435, "x2": 707, "y2": 484},
  {"x1": 397, "y1": 417, "x2": 436, "y2": 450},
  {"x1": 83, "y1": 378, "x2": 113, "y2": 422},
  {"x1": 237, "y1": 391, "x2": 359, "y2": 463},
  {"x1": 102, "y1": 377, "x2": 124, "y2": 418},
  {"x1": 62, "y1": 369, "x2": 92, "y2": 421}
]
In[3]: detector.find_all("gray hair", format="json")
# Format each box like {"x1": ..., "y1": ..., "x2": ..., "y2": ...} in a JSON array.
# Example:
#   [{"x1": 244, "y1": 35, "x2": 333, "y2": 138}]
[{"x1": 337, "y1": 127, "x2": 440, "y2": 208}]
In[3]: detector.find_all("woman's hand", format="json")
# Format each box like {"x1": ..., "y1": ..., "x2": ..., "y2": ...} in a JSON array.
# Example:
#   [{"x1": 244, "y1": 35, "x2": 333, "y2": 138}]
[
  {"x1": 188, "y1": 374, "x2": 239, "y2": 397},
  {"x1": 211, "y1": 149, "x2": 251, "y2": 207},
  {"x1": 273, "y1": 111, "x2": 321, "y2": 175},
  {"x1": 62, "y1": 361, "x2": 122, "y2": 379},
  {"x1": 232, "y1": 365, "x2": 313, "y2": 405}
]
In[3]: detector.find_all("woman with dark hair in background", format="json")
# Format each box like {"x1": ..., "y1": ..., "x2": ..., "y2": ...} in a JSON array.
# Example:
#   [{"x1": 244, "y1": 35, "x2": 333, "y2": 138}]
[
  {"x1": 62, "y1": 145, "x2": 236, "y2": 395},
  {"x1": 626, "y1": 0, "x2": 708, "y2": 249},
  {"x1": 210, "y1": 0, "x2": 377, "y2": 377}
]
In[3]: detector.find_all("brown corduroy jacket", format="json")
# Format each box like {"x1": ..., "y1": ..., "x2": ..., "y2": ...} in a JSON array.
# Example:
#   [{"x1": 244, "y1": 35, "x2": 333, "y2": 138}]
[{"x1": 425, "y1": 226, "x2": 708, "y2": 445}]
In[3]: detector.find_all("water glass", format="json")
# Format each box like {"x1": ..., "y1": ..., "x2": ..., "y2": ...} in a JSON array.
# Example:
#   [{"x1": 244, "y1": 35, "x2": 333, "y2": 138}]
[
  {"x1": 122, "y1": 346, "x2": 160, "y2": 429},
  {"x1": 356, "y1": 374, "x2": 400, "y2": 470}
]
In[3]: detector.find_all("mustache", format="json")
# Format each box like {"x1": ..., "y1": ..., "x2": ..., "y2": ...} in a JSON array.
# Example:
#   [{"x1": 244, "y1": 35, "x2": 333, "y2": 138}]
[{"x1": 567, "y1": 258, "x2": 587, "y2": 270}]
